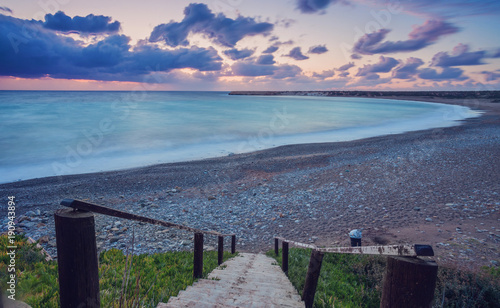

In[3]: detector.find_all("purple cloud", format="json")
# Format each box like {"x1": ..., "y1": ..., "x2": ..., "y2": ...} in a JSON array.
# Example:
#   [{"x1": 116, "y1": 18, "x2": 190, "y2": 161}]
[
  {"x1": 356, "y1": 56, "x2": 399, "y2": 76},
  {"x1": 263, "y1": 45, "x2": 279, "y2": 54},
  {"x1": 351, "y1": 54, "x2": 362, "y2": 59},
  {"x1": 149, "y1": 3, "x2": 273, "y2": 47},
  {"x1": 308, "y1": 45, "x2": 328, "y2": 54},
  {"x1": 353, "y1": 20, "x2": 459, "y2": 55},
  {"x1": 481, "y1": 70, "x2": 500, "y2": 81},
  {"x1": 296, "y1": 0, "x2": 339, "y2": 14},
  {"x1": 231, "y1": 60, "x2": 302, "y2": 78},
  {"x1": 388, "y1": 0, "x2": 500, "y2": 19},
  {"x1": 256, "y1": 55, "x2": 276, "y2": 65},
  {"x1": 286, "y1": 47, "x2": 309, "y2": 60},
  {"x1": 231, "y1": 62, "x2": 275, "y2": 76},
  {"x1": 273, "y1": 64, "x2": 302, "y2": 79},
  {"x1": 0, "y1": 6, "x2": 12, "y2": 14},
  {"x1": 337, "y1": 62, "x2": 355, "y2": 71},
  {"x1": 339, "y1": 71, "x2": 350, "y2": 77},
  {"x1": 392, "y1": 57, "x2": 424, "y2": 79},
  {"x1": 0, "y1": 14, "x2": 222, "y2": 82},
  {"x1": 224, "y1": 48, "x2": 254, "y2": 60},
  {"x1": 313, "y1": 69, "x2": 335, "y2": 78},
  {"x1": 431, "y1": 44, "x2": 487, "y2": 67},
  {"x1": 418, "y1": 67, "x2": 466, "y2": 80},
  {"x1": 43, "y1": 11, "x2": 120, "y2": 34},
  {"x1": 354, "y1": 74, "x2": 392, "y2": 87}
]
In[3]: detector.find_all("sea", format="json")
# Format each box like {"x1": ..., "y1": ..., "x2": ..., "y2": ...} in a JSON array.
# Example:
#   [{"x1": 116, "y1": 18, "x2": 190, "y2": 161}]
[{"x1": 0, "y1": 91, "x2": 481, "y2": 184}]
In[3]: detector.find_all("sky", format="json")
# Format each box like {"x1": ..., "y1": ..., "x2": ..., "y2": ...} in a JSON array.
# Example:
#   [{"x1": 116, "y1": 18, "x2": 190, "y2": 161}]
[{"x1": 1, "y1": 0, "x2": 500, "y2": 91}]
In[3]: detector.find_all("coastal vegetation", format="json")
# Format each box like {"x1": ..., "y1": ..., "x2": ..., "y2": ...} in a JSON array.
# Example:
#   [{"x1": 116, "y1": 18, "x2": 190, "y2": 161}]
[
  {"x1": 267, "y1": 248, "x2": 500, "y2": 308},
  {"x1": 0, "y1": 234, "x2": 236, "y2": 307},
  {"x1": 1, "y1": 235, "x2": 498, "y2": 307}
]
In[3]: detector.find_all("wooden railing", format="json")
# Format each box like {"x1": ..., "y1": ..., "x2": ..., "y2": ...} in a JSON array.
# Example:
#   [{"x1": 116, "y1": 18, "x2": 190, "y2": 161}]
[
  {"x1": 54, "y1": 199, "x2": 236, "y2": 308},
  {"x1": 274, "y1": 237, "x2": 438, "y2": 308}
]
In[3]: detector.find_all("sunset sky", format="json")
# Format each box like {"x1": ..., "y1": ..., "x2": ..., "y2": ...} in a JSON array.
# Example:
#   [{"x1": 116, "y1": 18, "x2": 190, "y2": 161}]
[{"x1": 1, "y1": 0, "x2": 500, "y2": 91}]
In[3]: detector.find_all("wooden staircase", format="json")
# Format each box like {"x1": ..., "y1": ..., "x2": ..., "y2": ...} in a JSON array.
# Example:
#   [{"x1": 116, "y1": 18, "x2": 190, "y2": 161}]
[{"x1": 158, "y1": 253, "x2": 304, "y2": 308}]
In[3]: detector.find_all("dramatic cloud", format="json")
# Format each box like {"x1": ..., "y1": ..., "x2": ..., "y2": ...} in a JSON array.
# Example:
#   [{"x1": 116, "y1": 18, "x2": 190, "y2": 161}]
[
  {"x1": 296, "y1": 0, "x2": 339, "y2": 14},
  {"x1": 312, "y1": 69, "x2": 335, "y2": 78},
  {"x1": 481, "y1": 70, "x2": 500, "y2": 81},
  {"x1": 0, "y1": 15, "x2": 222, "y2": 82},
  {"x1": 0, "y1": 6, "x2": 12, "y2": 14},
  {"x1": 353, "y1": 73, "x2": 392, "y2": 87},
  {"x1": 353, "y1": 20, "x2": 459, "y2": 55},
  {"x1": 231, "y1": 62, "x2": 275, "y2": 76},
  {"x1": 392, "y1": 57, "x2": 424, "y2": 79},
  {"x1": 308, "y1": 45, "x2": 328, "y2": 54},
  {"x1": 256, "y1": 55, "x2": 276, "y2": 65},
  {"x1": 273, "y1": 64, "x2": 302, "y2": 79},
  {"x1": 356, "y1": 56, "x2": 399, "y2": 76},
  {"x1": 286, "y1": 47, "x2": 309, "y2": 60},
  {"x1": 149, "y1": 3, "x2": 273, "y2": 47},
  {"x1": 43, "y1": 11, "x2": 120, "y2": 34},
  {"x1": 431, "y1": 44, "x2": 487, "y2": 67},
  {"x1": 418, "y1": 67, "x2": 466, "y2": 80},
  {"x1": 383, "y1": 0, "x2": 500, "y2": 18},
  {"x1": 223, "y1": 48, "x2": 254, "y2": 60},
  {"x1": 231, "y1": 60, "x2": 302, "y2": 78},
  {"x1": 337, "y1": 62, "x2": 355, "y2": 71},
  {"x1": 262, "y1": 45, "x2": 279, "y2": 54}
]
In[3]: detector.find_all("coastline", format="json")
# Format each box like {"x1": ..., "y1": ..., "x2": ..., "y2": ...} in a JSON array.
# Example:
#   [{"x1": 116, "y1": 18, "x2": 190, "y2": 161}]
[{"x1": 1, "y1": 94, "x2": 499, "y2": 270}]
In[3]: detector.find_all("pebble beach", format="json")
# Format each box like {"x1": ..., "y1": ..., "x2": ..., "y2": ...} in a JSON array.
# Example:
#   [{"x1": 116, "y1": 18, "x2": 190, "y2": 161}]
[{"x1": 1, "y1": 95, "x2": 499, "y2": 270}]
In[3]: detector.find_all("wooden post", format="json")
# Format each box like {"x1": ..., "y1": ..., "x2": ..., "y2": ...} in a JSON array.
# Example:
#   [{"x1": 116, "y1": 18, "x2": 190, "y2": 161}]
[
  {"x1": 282, "y1": 241, "x2": 289, "y2": 276},
  {"x1": 302, "y1": 250, "x2": 324, "y2": 308},
  {"x1": 55, "y1": 209, "x2": 100, "y2": 308},
  {"x1": 275, "y1": 238, "x2": 279, "y2": 256},
  {"x1": 193, "y1": 232, "x2": 204, "y2": 278},
  {"x1": 218, "y1": 236, "x2": 224, "y2": 265},
  {"x1": 231, "y1": 235, "x2": 236, "y2": 254},
  {"x1": 380, "y1": 256, "x2": 438, "y2": 308}
]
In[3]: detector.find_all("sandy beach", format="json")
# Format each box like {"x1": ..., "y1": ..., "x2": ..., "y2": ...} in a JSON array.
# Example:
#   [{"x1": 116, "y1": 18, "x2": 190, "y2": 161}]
[{"x1": 1, "y1": 95, "x2": 499, "y2": 270}]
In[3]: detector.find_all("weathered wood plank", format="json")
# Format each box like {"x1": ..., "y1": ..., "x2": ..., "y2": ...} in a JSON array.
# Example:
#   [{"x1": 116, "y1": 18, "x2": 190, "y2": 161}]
[
  {"x1": 218, "y1": 236, "x2": 224, "y2": 265},
  {"x1": 302, "y1": 250, "x2": 324, "y2": 308},
  {"x1": 282, "y1": 241, "x2": 289, "y2": 276},
  {"x1": 193, "y1": 233, "x2": 204, "y2": 278},
  {"x1": 317, "y1": 244, "x2": 433, "y2": 257},
  {"x1": 380, "y1": 256, "x2": 438, "y2": 307},
  {"x1": 275, "y1": 236, "x2": 434, "y2": 257},
  {"x1": 61, "y1": 199, "x2": 220, "y2": 235},
  {"x1": 55, "y1": 209, "x2": 100, "y2": 307},
  {"x1": 275, "y1": 237, "x2": 317, "y2": 249}
]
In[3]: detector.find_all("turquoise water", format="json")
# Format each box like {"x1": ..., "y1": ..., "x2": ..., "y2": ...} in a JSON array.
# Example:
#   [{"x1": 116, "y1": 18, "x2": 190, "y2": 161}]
[{"x1": 0, "y1": 91, "x2": 480, "y2": 183}]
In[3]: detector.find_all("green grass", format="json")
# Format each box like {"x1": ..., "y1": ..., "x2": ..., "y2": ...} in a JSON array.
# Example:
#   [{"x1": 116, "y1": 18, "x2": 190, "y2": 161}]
[
  {"x1": 267, "y1": 248, "x2": 384, "y2": 307},
  {"x1": 267, "y1": 248, "x2": 500, "y2": 308},
  {"x1": 0, "y1": 234, "x2": 236, "y2": 307}
]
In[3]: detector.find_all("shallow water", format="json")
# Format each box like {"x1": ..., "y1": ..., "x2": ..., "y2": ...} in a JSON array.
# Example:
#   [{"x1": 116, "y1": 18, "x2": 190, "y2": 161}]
[{"x1": 0, "y1": 91, "x2": 480, "y2": 183}]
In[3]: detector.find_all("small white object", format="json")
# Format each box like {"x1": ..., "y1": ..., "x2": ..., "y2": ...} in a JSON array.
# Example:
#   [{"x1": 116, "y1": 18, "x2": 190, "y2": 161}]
[{"x1": 349, "y1": 229, "x2": 362, "y2": 239}]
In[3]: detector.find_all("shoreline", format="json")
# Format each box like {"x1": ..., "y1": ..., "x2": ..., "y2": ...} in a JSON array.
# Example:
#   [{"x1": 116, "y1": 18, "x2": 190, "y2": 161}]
[
  {"x1": 0, "y1": 93, "x2": 485, "y2": 185},
  {"x1": 1, "y1": 94, "x2": 499, "y2": 270}
]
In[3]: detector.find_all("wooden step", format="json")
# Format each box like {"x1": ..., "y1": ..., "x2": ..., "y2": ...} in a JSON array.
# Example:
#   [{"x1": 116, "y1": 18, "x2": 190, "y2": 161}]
[{"x1": 158, "y1": 253, "x2": 303, "y2": 308}]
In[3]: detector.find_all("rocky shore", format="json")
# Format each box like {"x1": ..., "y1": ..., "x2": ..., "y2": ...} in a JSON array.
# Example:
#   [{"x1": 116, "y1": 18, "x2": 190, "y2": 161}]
[{"x1": 1, "y1": 95, "x2": 499, "y2": 270}]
